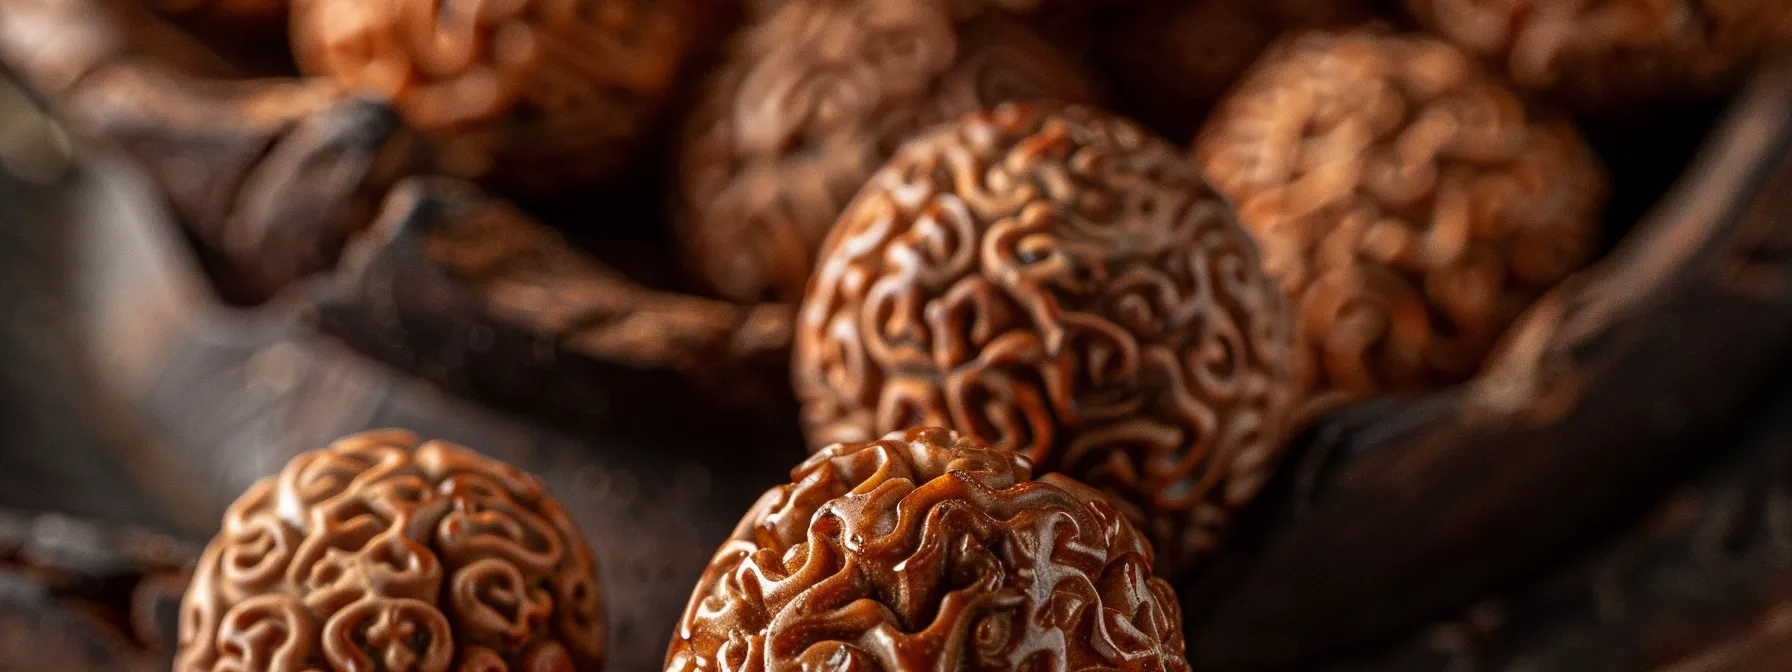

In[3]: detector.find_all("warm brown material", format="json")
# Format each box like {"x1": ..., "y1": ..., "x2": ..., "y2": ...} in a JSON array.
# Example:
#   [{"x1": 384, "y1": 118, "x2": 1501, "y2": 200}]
[
  {"x1": 665, "y1": 427, "x2": 1188, "y2": 672},
  {"x1": 174, "y1": 430, "x2": 605, "y2": 672},
  {"x1": 1193, "y1": 28, "x2": 1605, "y2": 413},
  {"x1": 793, "y1": 103, "x2": 1296, "y2": 573},
  {"x1": 291, "y1": 0, "x2": 710, "y2": 191},
  {"x1": 676, "y1": 0, "x2": 1102, "y2": 303},
  {"x1": 1097, "y1": 0, "x2": 1377, "y2": 142},
  {"x1": 1407, "y1": 0, "x2": 1792, "y2": 109}
]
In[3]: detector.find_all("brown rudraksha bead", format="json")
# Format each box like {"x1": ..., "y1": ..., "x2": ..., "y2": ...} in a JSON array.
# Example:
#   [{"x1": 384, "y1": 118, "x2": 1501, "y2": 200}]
[
  {"x1": 174, "y1": 430, "x2": 605, "y2": 672},
  {"x1": 665, "y1": 427, "x2": 1189, "y2": 672},
  {"x1": 291, "y1": 0, "x2": 711, "y2": 190},
  {"x1": 792, "y1": 102, "x2": 1297, "y2": 574},
  {"x1": 676, "y1": 0, "x2": 1102, "y2": 303},
  {"x1": 1194, "y1": 28, "x2": 1607, "y2": 414},
  {"x1": 1407, "y1": 0, "x2": 1792, "y2": 109}
]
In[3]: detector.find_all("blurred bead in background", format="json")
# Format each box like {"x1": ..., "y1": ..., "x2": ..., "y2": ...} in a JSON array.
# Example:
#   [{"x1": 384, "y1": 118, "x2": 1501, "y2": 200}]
[
  {"x1": 676, "y1": 0, "x2": 1103, "y2": 303},
  {"x1": 1194, "y1": 28, "x2": 1606, "y2": 416},
  {"x1": 1409, "y1": 0, "x2": 1792, "y2": 111},
  {"x1": 292, "y1": 0, "x2": 719, "y2": 192}
]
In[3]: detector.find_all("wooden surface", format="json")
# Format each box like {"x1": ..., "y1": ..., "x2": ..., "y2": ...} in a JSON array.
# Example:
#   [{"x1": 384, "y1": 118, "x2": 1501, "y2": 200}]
[
  {"x1": 1313, "y1": 370, "x2": 1792, "y2": 670},
  {"x1": 309, "y1": 177, "x2": 800, "y2": 445}
]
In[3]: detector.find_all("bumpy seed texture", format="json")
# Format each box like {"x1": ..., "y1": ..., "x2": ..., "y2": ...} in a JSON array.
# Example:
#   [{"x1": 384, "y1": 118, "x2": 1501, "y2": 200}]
[
  {"x1": 677, "y1": 0, "x2": 1101, "y2": 303},
  {"x1": 794, "y1": 103, "x2": 1296, "y2": 574},
  {"x1": 666, "y1": 427, "x2": 1189, "y2": 672},
  {"x1": 291, "y1": 0, "x2": 708, "y2": 190},
  {"x1": 1194, "y1": 29, "x2": 1605, "y2": 413},
  {"x1": 175, "y1": 430, "x2": 605, "y2": 672},
  {"x1": 1408, "y1": 0, "x2": 1792, "y2": 109}
]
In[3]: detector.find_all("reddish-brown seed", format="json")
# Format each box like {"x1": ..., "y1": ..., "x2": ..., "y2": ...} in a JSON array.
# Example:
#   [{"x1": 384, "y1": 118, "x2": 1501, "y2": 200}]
[
  {"x1": 174, "y1": 430, "x2": 605, "y2": 672},
  {"x1": 291, "y1": 0, "x2": 714, "y2": 191},
  {"x1": 793, "y1": 102, "x2": 1298, "y2": 574},
  {"x1": 676, "y1": 0, "x2": 1102, "y2": 303},
  {"x1": 666, "y1": 427, "x2": 1189, "y2": 672},
  {"x1": 1408, "y1": 0, "x2": 1792, "y2": 109},
  {"x1": 1194, "y1": 28, "x2": 1606, "y2": 414}
]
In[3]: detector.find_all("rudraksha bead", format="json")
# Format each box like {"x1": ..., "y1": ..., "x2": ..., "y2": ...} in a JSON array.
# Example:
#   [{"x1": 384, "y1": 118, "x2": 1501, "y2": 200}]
[
  {"x1": 666, "y1": 427, "x2": 1188, "y2": 672},
  {"x1": 794, "y1": 103, "x2": 1297, "y2": 573},
  {"x1": 677, "y1": 0, "x2": 1101, "y2": 302},
  {"x1": 1194, "y1": 28, "x2": 1606, "y2": 412},
  {"x1": 292, "y1": 0, "x2": 711, "y2": 190},
  {"x1": 1408, "y1": 0, "x2": 1792, "y2": 109},
  {"x1": 174, "y1": 430, "x2": 604, "y2": 672}
]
